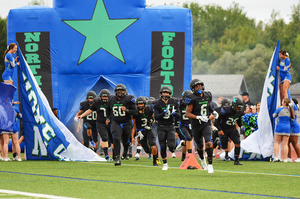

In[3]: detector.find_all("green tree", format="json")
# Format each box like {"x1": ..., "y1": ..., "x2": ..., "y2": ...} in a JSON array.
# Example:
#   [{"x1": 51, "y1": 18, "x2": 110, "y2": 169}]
[
  {"x1": 29, "y1": 0, "x2": 46, "y2": 6},
  {"x1": 210, "y1": 44, "x2": 273, "y2": 102}
]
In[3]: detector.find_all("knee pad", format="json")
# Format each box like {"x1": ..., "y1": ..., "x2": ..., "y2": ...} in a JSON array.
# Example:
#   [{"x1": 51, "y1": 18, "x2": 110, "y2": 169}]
[{"x1": 168, "y1": 143, "x2": 175, "y2": 152}]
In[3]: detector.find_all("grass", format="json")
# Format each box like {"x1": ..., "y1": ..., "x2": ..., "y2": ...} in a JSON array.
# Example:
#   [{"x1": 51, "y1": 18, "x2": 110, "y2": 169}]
[{"x1": 0, "y1": 154, "x2": 299, "y2": 199}]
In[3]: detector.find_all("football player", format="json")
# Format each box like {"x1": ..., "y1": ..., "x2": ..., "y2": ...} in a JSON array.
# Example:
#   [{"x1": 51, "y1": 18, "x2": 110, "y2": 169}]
[
  {"x1": 210, "y1": 97, "x2": 244, "y2": 165},
  {"x1": 75, "y1": 91, "x2": 98, "y2": 151},
  {"x1": 132, "y1": 96, "x2": 160, "y2": 166},
  {"x1": 153, "y1": 86, "x2": 180, "y2": 170},
  {"x1": 106, "y1": 84, "x2": 137, "y2": 166},
  {"x1": 78, "y1": 89, "x2": 113, "y2": 160},
  {"x1": 211, "y1": 98, "x2": 233, "y2": 161},
  {"x1": 176, "y1": 90, "x2": 194, "y2": 161},
  {"x1": 185, "y1": 79, "x2": 216, "y2": 174}
]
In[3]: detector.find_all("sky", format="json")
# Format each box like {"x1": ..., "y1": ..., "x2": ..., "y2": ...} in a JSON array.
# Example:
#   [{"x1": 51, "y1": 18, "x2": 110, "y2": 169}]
[{"x1": 1, "y1": 0, "x2": 299, "y2": 24}]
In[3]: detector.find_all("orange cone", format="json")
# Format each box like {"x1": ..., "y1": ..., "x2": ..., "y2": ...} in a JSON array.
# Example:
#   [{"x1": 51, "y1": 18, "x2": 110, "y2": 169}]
[{"x1": 179, "y1": 154, "x2": 202, "y2": 169}]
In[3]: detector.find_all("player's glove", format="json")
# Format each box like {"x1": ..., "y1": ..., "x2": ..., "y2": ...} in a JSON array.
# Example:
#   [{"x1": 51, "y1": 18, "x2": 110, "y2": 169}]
[
  {"x1": 212, "y1": 126, "x2": 218, "y2": 132},
  {"x1": 196, "y1": 115, "x2": 208, "y2": 123},
  {"x1": 144, "y1": 126, "x2": 151, "y2": 130},
  {"x1": 241, "y1": 126, "x2": 245, "y2": 131},
  {"x1": 212, "y1": 111, "x2": 219, "y2": 119},
  {"x1": 137, "y1": 131, "x2": 144, "y2": 140}
]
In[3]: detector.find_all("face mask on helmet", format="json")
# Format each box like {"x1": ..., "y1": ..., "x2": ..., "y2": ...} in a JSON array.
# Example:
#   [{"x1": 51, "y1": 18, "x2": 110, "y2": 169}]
[{"x1": 161, "y1": 92, "x2": 171, "y2": 100}]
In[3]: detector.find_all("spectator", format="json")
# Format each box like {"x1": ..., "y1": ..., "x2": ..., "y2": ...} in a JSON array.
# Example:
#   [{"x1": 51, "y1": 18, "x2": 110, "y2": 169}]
[
  {"x1": 52, "y1": 108, "x2": 59, "y2": 119},
  {"x1": 241, "y1": 92, "x2": 254, "y2": 113}
]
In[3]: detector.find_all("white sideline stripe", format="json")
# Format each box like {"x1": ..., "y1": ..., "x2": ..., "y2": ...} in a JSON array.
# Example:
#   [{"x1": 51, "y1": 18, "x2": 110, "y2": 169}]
[{"x1": 0, "y1": 189, "x2": 79, "y2": 199}]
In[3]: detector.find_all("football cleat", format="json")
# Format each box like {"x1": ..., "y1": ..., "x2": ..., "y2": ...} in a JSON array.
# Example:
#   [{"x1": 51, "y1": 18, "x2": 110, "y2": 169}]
[
  {"x1": 273, "y1": 157, "x2": 279, "y2": 162},
  {"x1": 199, "y1": 158, "x2": 208, "y2": 170},
  {"x1": 207, "y1": 164, "x2": 214, "y2": 174},
  {"x1": 176, "y1": 140, "x2": 185, "y2": 151},
  {"x1": 135, "y1": 153, "x2": 140, "y2": 161},
  {"x1": 162, "y1": 163, "x2": 169, "y2": 170},
  {"x1": 148, "y1": 154, "x2": 152, "y2": 159},
  {"x1": 156, "y1": 158, "x2": 161, "y2": 165},
  {"x1": 286, "y1": 158, "x2": 293, "y2": 162},
  {"x1": 234, "y1": 160, "x2": 243, "y2": 165},
  {"x1": 3, "y1": 158, "x2": 12, "y2": 161},
  {"x1": 114, "y1": 159, "x2": 121, "y2": 166},
  {"x1": 225, "y1": 156, "x2": 231, "y2": 162},
  {"x1": 171, "y1": 152, "x2": 176, "y2": 158}
]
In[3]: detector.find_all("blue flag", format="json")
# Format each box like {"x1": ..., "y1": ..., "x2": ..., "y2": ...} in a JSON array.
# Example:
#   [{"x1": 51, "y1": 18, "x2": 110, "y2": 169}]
[
  {"x1": 0, "y1": 83, "x2": 16, "y2": 132},
  {"x1": 16, "y1": 46, "x2": 105, "y2": 161},
  {"x1": 221, "y1": 40, "x2": 281, "y2": 160}
]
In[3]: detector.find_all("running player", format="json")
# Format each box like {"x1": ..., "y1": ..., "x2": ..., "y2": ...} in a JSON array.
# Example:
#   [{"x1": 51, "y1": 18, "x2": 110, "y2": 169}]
[
  {"x1": 176, "y1": 90, "x2": 193, "y2": 161},
  {"x1": 78, "y1": 89, "x2": 113, "y2": 160},
  {"x1": 211, "y1": 97, "x2": 244, "y2": 165},
  {"x1": 132, "y1": 96, "x2": 160, "y2": 166},
  {"x1": 185, "y1": 79, "x2": 216, "y2": 174},
  {"x1": 154, "y1": 86, "x2": 180, "y2": 170},
  {"x1": 106, "y1": 84, "x2": 137, "y2": 166},
  {"x1": 75, "y1": 91, "x2": 98, "y2": 151}
]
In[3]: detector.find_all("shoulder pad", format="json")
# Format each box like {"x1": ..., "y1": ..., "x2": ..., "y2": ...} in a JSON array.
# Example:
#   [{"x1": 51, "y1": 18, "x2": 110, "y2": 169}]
[{"x1": 221, "y1": 107, "x2": 227, "y2": 114}]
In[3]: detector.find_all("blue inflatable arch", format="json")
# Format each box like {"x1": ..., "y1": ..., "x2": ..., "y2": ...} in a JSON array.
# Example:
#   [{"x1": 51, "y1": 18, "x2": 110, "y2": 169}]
[{"x1": 7, "y1": 0, "x2": 192, "y2": 128}]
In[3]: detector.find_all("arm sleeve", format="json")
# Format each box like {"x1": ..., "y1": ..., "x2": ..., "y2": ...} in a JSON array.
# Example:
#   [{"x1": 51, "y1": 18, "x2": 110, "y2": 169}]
[
  {"x1": 106, "y1": 101, "x2": 111, "y2": 120},
  {"x1": 154, "y1": 106, "x2": 165, "y2": 120},
  {"x1": 126, "y1": 102, "x2": 138, "y2": 116},
  {"x1": 126, "y1": 97, "x2": 138, "y2": 116},
  {"x1": 273, "y1": 108, "x2": 281, "y2": 118},
  {"x1": 6, "y1": 53, "x2": 16, "y2": 68}
]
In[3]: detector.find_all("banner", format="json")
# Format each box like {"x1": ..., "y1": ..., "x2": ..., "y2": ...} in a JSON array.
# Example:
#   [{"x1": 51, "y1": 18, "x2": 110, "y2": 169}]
[
  {"x1": 221, "y1": 40, "x2": 281, "y2": 160},
  {"x1": 150, "y1": 31, "x2": 185, "y2": 97},
  {"x1": 0, "y1": 83, "x2": 16, "y2": 132},
  {"x1": 16, "y1": 31, "x2": 53, "y2": 108},
  {"x1": 17, "y1": 46, "x2": 105, "y2": 161}
]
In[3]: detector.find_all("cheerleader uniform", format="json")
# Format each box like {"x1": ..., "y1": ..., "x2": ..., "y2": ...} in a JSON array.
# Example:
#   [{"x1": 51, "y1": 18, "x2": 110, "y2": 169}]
[
  {"x1": 2, "y1": 53, "x2": 17, "y2": 81},
  {"x1": 273, "y1": 107, "x2": 291, "y2": 136},
  {"x1": 291, "y1": 104, "x2": 299, "y2": 136},
  {"x1": 278, "y1": 57, "x2": 292, "y2": 84}
]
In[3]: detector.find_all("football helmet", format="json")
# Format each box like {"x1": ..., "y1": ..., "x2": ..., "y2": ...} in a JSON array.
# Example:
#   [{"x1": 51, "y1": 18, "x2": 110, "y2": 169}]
[
  {"x1": 231, "y1": 97, "x2": 244, "y2": 113},
  {"x1": 99, "y1": 89, "x2": 110, "y2": 102},
  {"x1": 114, "y1": 84, "x2": 127, "y2": 98},
  {"x1": 190, "y1": 79, "x2": 204, "y2": 94},
  {"x1": 86, "y1": 91, "x2": 97, "y2": 101},
  {"x1": 221, "y1": 98, "x2": 230, "y2": 107},
  {"x1": 159, "y1": 86, "x2": 172, "y2": 100}
]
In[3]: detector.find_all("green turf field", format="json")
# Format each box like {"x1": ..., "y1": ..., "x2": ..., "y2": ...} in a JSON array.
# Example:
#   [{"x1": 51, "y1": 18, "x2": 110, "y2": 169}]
[{"x1": 0, "y1": 155, "x2": 299, "y2": 199}]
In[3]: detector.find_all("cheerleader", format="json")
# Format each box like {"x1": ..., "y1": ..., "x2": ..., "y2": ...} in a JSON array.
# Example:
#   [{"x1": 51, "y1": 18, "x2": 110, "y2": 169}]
[
  {"x1": 273, "y1": 98, "x2": 295, "y2": 162},
  {"x1": 2, "y1": 43, "x2": 20, "y2": 85},
  {"x1": 276, "y1": 50, "x2": 292, "y2": 101},
  {"x1": 287, "y1": 98, "x2": 300, "y2": 162}
]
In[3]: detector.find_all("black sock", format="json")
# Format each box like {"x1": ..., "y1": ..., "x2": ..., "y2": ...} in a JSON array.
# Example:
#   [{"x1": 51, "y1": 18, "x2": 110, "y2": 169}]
[
  {"x1": 137, "y1": 149, "x2": 141, "y2": 154},
  {"x1": 206, "y1": 147, "x2": 213, "y2": 164},
  {"x1": 13, "y1": 153, "x2": 17, "y2": 158},
  {"x1": 198, "y1": 148, "x2": 204, "y2": 159},
  {"x1": 103, "y1": 148, "x2": 108, "y2": 156},
  {"x1": 187, "y1": 149, "x2": 192, "y2": 153},
  {"x1": 181, "y1": 153, "x2": 186, "y2": 161},
  {"x1": 235, "y1": 146, "x2": 240, "y2": 161},
  {"x1": 163, "y1": 159, "x2": 167, "y2": 164},
  {"x1": 225, "y1": 151, "x2": 229, "y2": 157},
  {"x1": 153, "y1": 154, "x2": 158, "y2": 163}
]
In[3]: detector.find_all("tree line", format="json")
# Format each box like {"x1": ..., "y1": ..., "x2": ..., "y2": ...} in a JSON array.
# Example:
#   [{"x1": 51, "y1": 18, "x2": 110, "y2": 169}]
[{"x1": 1, "y1": 1, "x2": 300, "y2": 102}]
